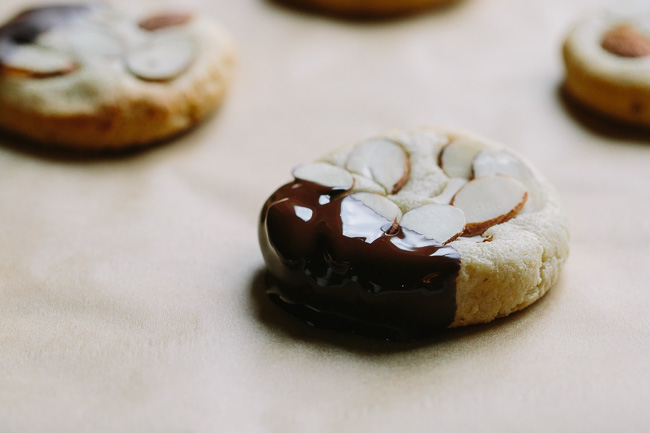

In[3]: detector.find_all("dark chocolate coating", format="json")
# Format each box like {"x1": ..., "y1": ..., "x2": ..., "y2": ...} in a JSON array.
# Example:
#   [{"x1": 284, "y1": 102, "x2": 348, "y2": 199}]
[
  {"x1": 0, "y1": 5, "x2": 91, "y2": 62},
  {"x1": 258, "y1": 180, "x2": 461, "y2": 341}
]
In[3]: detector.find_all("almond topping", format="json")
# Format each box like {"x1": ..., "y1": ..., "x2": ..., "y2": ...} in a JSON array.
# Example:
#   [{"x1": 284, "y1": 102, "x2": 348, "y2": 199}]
[
  {"x1": 345, "y1": 138, "x2": 410, "y2": 194},
  {"x1": 472, "y1": 150, "x2": 540, "y2": 212},
  {"x1": 400, "y1": 204, "x2": 466, "y2": 244},
  {"x1": 1, "y1": 45, "x2": 76, "y2": 78},
  {"x1": 601, "y1": 24, "x2": 650, "y2": 58},
  {"x1": 349, "y1": 192, "x2": 402, "y2": 223},
  {"x1": 438, "y1": 138, "x2": 485, "y2": 179},
  {"x1": 138, "y1": 12, "x2": 193, "y2": 31},
  {"x1": 126, "y1": 31, "x2": 195, "y2": 82},
  {"x1": 451, "y1": 175, "x2": 528, "y2": 237},
  {"x1": 292, "y1": 162, "x2": 354, "y2": 190},
  {"x1": 385, "y1": 218, "x2": 400, "y2": 236},
  {"x1": 60, "y1": 25, "x2": 122, "y2": 57},
  {"x1": 432, "y1": 178, "x2": 467, "y2": 204}
]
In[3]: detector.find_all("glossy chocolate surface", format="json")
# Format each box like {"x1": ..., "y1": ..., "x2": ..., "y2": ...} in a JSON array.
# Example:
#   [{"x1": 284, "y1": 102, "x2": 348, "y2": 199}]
[
  {"x1": 259, "y1": 180, "x2": 461, "y2": 341},
  {"x1": 0, "y1": 5, "x2": 91, "y2": 62}
]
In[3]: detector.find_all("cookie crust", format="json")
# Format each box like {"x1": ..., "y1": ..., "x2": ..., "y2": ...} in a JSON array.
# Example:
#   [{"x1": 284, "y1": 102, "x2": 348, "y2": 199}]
[{"x1": 0, "y1": 8, "x2": 235, "y2": 149}]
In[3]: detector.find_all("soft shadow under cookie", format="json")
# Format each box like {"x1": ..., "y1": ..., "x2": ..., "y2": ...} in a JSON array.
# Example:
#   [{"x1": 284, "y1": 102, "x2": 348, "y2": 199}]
[
  {"x1": 266, "y1": 0, "x2": 465, "y2": 21},
  {"x1": 248, "y1": 269, "x2": 544, "y2": 353},
  {"x1": 558, "y1": 85, "x2": 650, "y2": 142}
]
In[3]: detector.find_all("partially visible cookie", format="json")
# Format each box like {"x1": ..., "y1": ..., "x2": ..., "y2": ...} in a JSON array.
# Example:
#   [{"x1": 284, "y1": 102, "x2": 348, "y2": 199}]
[
  {"x1": 275, "y1": 0, "x2": 456, "y2": 18},
  {"x1": 258, "y1": 128, "x2": 569, "y2": 341},
  {"x1": 563, "y1": 7, "x2": 650, "y2": 127},
  {"x1": 0, "y1": 4, "x2": 235, "y2": 149}
]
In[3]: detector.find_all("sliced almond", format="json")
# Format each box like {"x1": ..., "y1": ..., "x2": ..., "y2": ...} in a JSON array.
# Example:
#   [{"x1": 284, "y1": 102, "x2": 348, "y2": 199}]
[
  {"x1": 3, "y1": 4, "x2": 92, "y2": 41},
  {"x1": 438, "y1": 138, "x2": 485, "y2": 179},
  {"x1": 1, "y1": 45, "x2": 76, "y2": 77},
  {"x1": 385, "y1": 219, "x2": 400, "y2": 236},
  {"x1": 432, "y1": 178, "x2": 467, "y2": 204},
  {"x1": 472, "y1": 150, "x2": 540, "y2": 212},
  {"x1": 400, "y1": 204, "x2": 465, "y2": 244},
  {"x1": 349, "y1": 174, "x2": 385, "y2": 194},
  {"x1": 345, "y1": 138, "x2": 410, "y2": 194},
  {"x1": 292, "y1": 162, "x2": 354, "y2": 190},
  {"x1": 36, "y1": 23, "x2": 123, "y2": 60},
  {"x1": 126, "y1": 30, "x2": 195, "y2": 82},
  {"x1": 473, "y1": 150, "x2": 525, "y2": 178},
  {"x1": 451, "y1": 175, "x2": 528, "y2": 237},
  {"x1": 349, "y1": 192, "x2": 402, "y2": 223},
  {"x1": 138, "y1": 12, "x2": 193, "y2": 31},
  {"x1": 601, "y1": 24, "x2": 650, "y2": 58},
  {"x1": 61, "y1": 25, "x2": 123, "y2": 57},
  {"x1": 458, "y1": 235, "x2": 488, "y2": 242}
]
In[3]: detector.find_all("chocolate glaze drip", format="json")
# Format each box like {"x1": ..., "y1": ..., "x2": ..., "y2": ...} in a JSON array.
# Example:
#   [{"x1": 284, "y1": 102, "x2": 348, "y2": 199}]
[
  {"x1": 258, "y1": 180, "x2": 461, "y2": 341},
  {"x1": 0, "y1": 5, "x2": 91, "y2": 62}
]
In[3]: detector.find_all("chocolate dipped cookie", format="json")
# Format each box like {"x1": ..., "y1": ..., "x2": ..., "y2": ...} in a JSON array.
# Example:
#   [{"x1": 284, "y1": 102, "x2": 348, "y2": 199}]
[
  {"x1": 259, "y1": 128, "x2": 569, "y2": 341},
  {"x1": 0, "y1": 4, "x2": 235, "y2": 149}
]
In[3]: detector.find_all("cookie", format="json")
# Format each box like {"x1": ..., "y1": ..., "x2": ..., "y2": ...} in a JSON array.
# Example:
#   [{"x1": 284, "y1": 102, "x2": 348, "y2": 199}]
[
  {"x1": 563, "y1": 7, "x2": 650, "y2": 127},
  {"x1": 276, "y1": 0, "x2": 456, "y2": 18},
  {"x1": 258, "y1": 128, "x2": 569, "y2": 341},
  {"x1": 0, "y1": 4, "x2": 235, "y2": 149}
]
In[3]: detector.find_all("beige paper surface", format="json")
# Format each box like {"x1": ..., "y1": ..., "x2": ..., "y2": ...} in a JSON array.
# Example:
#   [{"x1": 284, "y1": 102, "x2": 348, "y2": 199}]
[{"x1": 1, "y1": 0, "x2": 649, "y2": 431}]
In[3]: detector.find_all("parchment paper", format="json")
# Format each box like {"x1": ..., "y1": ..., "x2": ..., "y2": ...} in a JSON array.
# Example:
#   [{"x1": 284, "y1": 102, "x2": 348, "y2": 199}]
[{"x1": 1, "y1": 0, "x2": 649, "y2": 431}]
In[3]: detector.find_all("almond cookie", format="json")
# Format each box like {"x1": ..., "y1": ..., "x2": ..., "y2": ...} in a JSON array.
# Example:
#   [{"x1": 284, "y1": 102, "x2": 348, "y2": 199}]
[
  {"x1": 0, "y1": 4, "x2": 235, "y2": 149},
  {"x1": 276, "y1": 0, "x2": 456, "y2": 18},
  {"x1": 258, "y1": 128, "x2": 569, "y2": 341},
  {"x1": 563, "y1": 7, "x2": 650, "y2": 127}
]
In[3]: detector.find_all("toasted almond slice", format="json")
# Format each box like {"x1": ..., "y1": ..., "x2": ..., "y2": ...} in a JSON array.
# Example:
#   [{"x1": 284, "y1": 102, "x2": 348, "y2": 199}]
[
  {"x1": 345, "y1": 138, "x2": 410, "y2": 194},
  {"x1": 1, "y1": 45, "x2": 76, "y2": 78},
  {"x1": 138, "y1": 12, "x2": 193, "y2": 31},
  {"x1": 472, "y1": 150, "x2": 530, "y2": 179},
  {"x1": 438, "y1": 138, "x2": 485, "y2": 179},
  {"x1": 350, "y1": 192, "x2": 402, "y2": 223},
  {"x1": 349, "y1": 174, "x2": 385, "y2": 194},
  {"x1": 126, "y1": 30, "x2": 195, "y2": 82},
  {"x1": 385, "y1": 219, "x2": 400, "y2": 236},
  {"x1": 400, "y1": 204, "x2": 465, "y2": 244},
  {"x1": 472, "y1": 150, "x2": 540, "y2": 212},
  {"x1": 432, "y1": 178, "x2": 467, "y2": 204},
  {"x1": 601, "y1": 24, "x2": 650, "y2": 58},
  {"x1": 38, "y1": 23, "x2": 123, "y2": 58},
  {"x1": 66, "y1": 25, "x2": 122, "y2": 57},
  {"x1": 451, "y1": 175, "x2": 528, "y2": 237},
  {"x1": 292, "y1": 162, "x2": 354, "y2": 190}
]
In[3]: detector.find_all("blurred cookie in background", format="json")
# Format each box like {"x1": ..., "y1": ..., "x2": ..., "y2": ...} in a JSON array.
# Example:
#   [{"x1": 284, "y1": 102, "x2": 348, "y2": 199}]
[
  {"x1": 272, "y1": 0, "x2": 459, "y2": 18},
  {"x1": 0, "y1": 4, "x2": 235, "y2": 150},
  {"x1": 563, "y1": 6, "x2": 650, "y2": 128}
]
